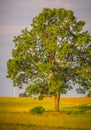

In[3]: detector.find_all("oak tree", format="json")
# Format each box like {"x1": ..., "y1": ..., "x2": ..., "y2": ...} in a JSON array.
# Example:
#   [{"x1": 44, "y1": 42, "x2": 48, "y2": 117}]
[{"x1": 7, "y1": 8, "x2": 91, "y2": 112}]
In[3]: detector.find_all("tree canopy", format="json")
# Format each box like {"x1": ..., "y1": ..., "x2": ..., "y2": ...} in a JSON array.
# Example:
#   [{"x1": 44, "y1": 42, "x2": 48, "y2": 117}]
[{"x1": 7, "y1": 8, "x2": 91, "y2": 111}]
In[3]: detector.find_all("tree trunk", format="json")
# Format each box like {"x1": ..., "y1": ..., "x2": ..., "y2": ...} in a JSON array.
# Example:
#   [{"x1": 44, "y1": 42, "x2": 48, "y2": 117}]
[{"x1": 54, "y1": 94, "x2": 60, "y2": 112}]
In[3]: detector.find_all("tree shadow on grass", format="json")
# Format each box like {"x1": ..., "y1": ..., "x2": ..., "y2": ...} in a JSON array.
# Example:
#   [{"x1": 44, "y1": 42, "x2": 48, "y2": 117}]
[{"x1": 60, "y1": 105, "x2": 91, "y2": 115}]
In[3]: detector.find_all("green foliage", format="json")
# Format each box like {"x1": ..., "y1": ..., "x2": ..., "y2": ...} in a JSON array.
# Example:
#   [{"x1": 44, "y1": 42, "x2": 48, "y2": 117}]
[
  {"x1": 6, "y1": 8, "x2": 91, "y2": 111},
  {"x1": 38, "y1": 95, "x2": 43, "y2": 100},
  {"x1": 19, "y1": 92, "x2": 29, "y2": 97},
  {"x1": 30, "y1": 106, "x2": 45, "y2": 114}
]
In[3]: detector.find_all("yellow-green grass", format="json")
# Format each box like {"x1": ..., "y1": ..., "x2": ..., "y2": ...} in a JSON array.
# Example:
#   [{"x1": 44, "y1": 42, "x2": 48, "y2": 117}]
[
  {"x1": 0, "y1": 97, "x2": 91, "y2": 112},
  {"x1": 0, "y1": 97, "x2": 91, "y2": 130},
  {"x1": 0, "y1": 112, "x2": 91, "y2": 130}
]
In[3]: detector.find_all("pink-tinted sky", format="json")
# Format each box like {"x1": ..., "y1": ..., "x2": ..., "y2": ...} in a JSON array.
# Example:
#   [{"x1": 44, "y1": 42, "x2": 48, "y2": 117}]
[{"x1": 0, "y1": 0, "x2": 91, "y2": 96}]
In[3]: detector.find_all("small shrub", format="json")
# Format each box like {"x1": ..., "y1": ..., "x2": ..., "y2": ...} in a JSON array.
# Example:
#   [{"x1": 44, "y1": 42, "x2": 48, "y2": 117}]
[
  {"x1": 30, "y1": 106, "x2": 45, "y2": 114},
  {"x1": 38, "y1": 95, "x2": 43, "y2": 100}
]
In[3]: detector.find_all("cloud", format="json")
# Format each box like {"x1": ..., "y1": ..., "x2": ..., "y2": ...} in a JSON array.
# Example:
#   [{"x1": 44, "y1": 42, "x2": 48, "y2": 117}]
[
  {"x1": 0, "y1": 24, "x2": 32, "y2": 36},
  {"x1": 0, "y1": 25, "x2": 21, "y2": 34},
  {"x1": 41, "y1": 0, "x2": 72, "y2": 8},
  {"x1": 83, "y1": 18, "x2": 91, "y2": 33},
  {"x1": 0, "y1": 0, "x2": 73, "y2": 26},
  {"x1": 0, "y1": 0, "x2": 91, "y2": 30}
]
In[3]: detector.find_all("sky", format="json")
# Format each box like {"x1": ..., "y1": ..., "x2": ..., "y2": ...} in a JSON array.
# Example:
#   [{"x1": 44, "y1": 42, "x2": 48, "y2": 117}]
[{"x1": 0, "y1": 0, "x2": 91, "y2": 97}]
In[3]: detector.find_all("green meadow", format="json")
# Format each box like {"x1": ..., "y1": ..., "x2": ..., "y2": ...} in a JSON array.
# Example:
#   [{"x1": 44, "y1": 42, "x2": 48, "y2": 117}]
[{"x1": 0, "y1": 97, "x2": 91, "y2": 130}]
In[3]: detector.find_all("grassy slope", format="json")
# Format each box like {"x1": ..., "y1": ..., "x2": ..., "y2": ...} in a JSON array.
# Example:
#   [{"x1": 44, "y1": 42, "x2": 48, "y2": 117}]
[{"x1": 0, "y1": 97, "x2": 91, "y2": 130}]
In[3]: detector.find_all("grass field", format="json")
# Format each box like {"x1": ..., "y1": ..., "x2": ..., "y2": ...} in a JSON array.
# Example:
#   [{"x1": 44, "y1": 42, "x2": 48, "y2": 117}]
[{"x1": 0, "y1": 97, "x2": 91, "y2": 130}]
